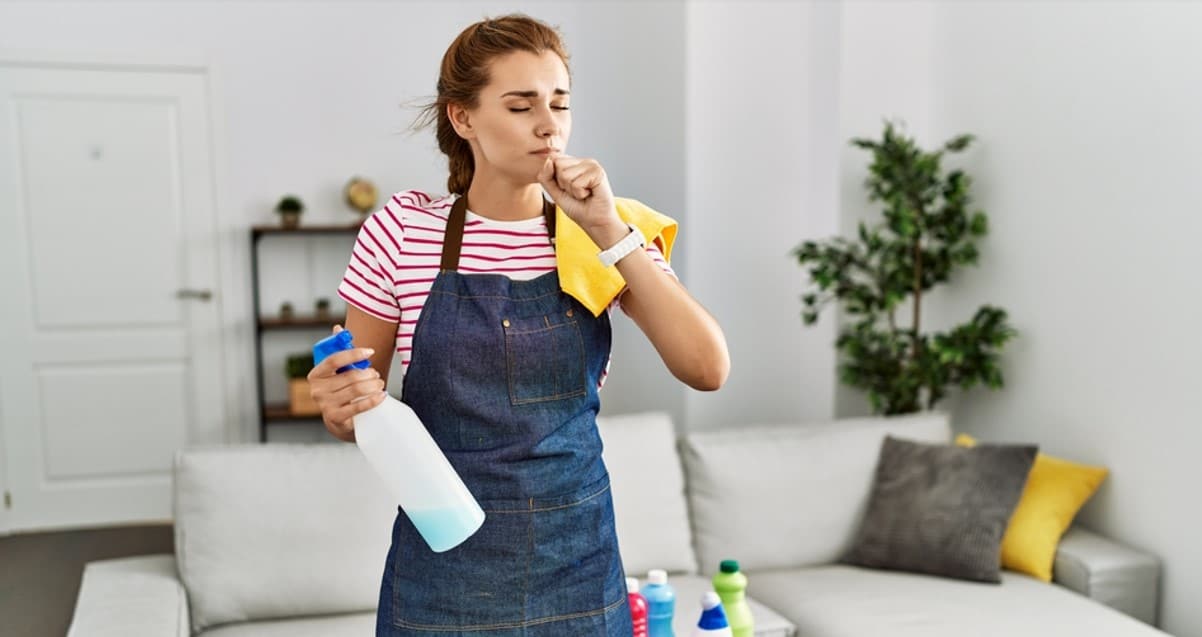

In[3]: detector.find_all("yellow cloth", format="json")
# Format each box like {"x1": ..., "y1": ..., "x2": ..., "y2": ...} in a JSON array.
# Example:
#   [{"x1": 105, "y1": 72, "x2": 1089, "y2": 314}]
[
  {"x1": 955, "y1": 433, "x2": 1109, "y2": 582},
  {"x1": 555, "y1": 197, "x2": 678, "y2": 316}
]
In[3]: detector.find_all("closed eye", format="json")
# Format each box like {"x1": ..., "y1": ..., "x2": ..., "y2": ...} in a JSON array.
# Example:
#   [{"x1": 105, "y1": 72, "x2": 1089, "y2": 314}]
[{"x1": 509, "y1": 107, "x2": 570, "y2": 112}]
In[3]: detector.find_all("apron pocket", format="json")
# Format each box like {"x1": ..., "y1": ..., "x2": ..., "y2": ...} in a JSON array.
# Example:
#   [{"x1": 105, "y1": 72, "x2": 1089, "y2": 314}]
[
  {"x1": 391, "y1": 505, "x2": 533, "y2": 631},
  {"x1": 504, "y1": 314, "x2": 587, "y2": 405},
  {"x1": 526, "y1": 475, "x2": 625, "y2": 624}
]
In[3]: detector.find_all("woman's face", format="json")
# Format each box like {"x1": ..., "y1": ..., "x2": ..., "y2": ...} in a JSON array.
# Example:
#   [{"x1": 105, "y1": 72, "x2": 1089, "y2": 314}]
[{"x1": 453, "y1": 49, "x2": 572, "y2": 184}]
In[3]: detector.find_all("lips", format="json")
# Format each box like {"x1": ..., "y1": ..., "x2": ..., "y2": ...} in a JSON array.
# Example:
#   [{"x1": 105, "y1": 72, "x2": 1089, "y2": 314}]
[{"x1": 530, "y1": 148, "x2": 560, "y2": 156}]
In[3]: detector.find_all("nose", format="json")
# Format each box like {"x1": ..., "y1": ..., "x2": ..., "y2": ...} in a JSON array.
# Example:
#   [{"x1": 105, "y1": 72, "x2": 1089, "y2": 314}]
[{"x1": 535, "y1": 108, "x2": 559, "y2": 139}]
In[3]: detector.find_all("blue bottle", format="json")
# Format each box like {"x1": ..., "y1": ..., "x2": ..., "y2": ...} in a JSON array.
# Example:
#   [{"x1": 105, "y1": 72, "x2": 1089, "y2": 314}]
[{"x1": 643, "y1": 569, "x2": 676, "y2": 637}]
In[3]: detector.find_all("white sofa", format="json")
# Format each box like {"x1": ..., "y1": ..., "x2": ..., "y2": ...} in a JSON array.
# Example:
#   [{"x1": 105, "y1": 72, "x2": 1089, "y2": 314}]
[{"x1": 68, "y1": 411, "x2": 1166, "y2": 636}]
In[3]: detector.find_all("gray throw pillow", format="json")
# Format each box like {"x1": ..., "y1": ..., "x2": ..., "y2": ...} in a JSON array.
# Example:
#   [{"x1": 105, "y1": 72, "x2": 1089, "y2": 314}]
[{"x1": 841, "y1": 435, "x2": 1037, "y2": 583}]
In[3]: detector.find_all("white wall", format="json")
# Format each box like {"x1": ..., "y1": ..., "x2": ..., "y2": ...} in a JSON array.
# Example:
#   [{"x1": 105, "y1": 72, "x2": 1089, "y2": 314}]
[
  {"x1": 925, "y1": 3, "x2": 1202, "y2": 634},
  {"x1": 0, "y1": 391, "x2": 7, "y2": 535},
  {"x1": 0, "y1": 1, "x2": 695, "y2": 440},
  {"x1": 835, "y1": 2, "x2": 1202, "y2": 633},
  {"x1": 833, "y1": 0, "x2": 938, "y2": 417},
  {"x1": 684, "y1": 0, "x2": 838, "y2": 431}
]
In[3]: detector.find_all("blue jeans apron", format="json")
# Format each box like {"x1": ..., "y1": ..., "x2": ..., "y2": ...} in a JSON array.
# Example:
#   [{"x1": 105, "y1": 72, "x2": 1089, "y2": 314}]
[{"x1": 375, "y1": 194, "x2": 632, "y2": 636}]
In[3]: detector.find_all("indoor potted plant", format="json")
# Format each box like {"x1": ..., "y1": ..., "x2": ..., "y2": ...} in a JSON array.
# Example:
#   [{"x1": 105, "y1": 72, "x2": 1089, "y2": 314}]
[
  {"x1": 275, "y1": 195, "x2": 304, "y2": 229},
  {"x1": 286, "y1": 352, "x2": 320, "y2": 416},
  {"x1": 793, "y1": 121, "x2": 1016, "y2": 415},
  {"x1": 314, "y1": 297, "x2": 332, "y2": 321}
]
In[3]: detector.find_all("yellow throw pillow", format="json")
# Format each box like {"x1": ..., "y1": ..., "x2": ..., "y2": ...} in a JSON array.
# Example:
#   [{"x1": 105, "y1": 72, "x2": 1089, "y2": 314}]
[{"x1": 955, "y1": 433, "x2": 1108, "y2": 582}]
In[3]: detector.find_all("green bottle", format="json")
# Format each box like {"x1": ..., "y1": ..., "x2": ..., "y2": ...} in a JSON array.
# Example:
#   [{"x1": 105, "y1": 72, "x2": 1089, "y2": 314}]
[{"x1": 712, "y1": 560, "x2": 753, "y2": 637}]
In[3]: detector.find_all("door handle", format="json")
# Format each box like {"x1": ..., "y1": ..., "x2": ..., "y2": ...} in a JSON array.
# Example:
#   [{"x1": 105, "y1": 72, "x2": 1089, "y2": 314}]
[{"x1": 176, "y1": 288, "x2": 213, "y2": 302}]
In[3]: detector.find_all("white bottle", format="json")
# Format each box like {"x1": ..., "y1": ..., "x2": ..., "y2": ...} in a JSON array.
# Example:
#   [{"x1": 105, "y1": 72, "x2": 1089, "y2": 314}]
[{"x1": 314, "y1": 330, "x2": 485, "y2": 552}]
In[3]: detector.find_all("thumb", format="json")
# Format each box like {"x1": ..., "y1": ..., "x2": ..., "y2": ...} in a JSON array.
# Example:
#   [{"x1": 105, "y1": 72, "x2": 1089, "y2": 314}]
[
  {"x1": 538, "y1": 158, "x2": 563, "y2": 199},
  {"x1": 332, "y1": 324, "x2": 343, "y2": 334}
]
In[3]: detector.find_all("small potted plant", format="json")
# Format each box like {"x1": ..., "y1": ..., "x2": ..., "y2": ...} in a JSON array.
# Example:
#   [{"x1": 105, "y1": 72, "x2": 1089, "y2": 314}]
[
  {"x1": 279, "y1": 301, "x2": 294, "y2": 321},
  {"x1": 315, "y1": 297, "x2": 332, "y2": 320},
  {"x1": 285, "y1": 352, "x2": 320, "y2": 416},
  {"x1": 275, "y1": 195, "x2": 304, "y2": 229}
]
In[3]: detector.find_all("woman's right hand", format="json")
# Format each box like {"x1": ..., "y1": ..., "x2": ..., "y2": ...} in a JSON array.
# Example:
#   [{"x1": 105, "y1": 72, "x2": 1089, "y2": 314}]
[{"x1": 309, "y1": 325, "x2": 387, "y2": 442}]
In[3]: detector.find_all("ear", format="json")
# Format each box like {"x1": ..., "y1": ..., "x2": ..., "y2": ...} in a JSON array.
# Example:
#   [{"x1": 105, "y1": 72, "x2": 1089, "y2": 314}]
[{"x1": 447, "y1": 102, "x2": 476, "y2": 140}]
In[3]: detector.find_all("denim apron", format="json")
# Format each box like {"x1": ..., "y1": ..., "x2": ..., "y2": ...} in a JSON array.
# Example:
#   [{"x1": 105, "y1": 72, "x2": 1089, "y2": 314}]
[{"x1": 376, "y1": 194, "x2": 632, "y2": 636}]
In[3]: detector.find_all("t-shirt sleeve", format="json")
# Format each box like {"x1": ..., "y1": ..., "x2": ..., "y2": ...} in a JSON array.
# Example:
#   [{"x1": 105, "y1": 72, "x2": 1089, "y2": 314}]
[
  {"x1": 337, "y1": 209, "x2": 402, "y2": 323},
  {"x1": 609, "y1": 238, "x2": 677, "y2": 314}
]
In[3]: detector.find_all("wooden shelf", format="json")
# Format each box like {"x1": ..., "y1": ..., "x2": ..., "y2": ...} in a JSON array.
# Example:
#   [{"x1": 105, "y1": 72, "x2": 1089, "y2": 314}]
[
  {"x1": 263, "y1": 403, "x2": 323, "y2": 423},
  {"x1": 251, "y1": 223, "x2": 361, "y2": 239},
  {"x1": 258, "y1": 315, "x2": 340, "y2": 330},
  {"x1": 251, "y1": 224, "x2": 357, "y2": 441}
]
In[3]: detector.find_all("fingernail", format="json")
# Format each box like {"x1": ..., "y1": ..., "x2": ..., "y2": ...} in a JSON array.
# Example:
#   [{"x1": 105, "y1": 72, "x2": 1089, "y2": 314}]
[{"x1": 365, "y1": 348, "x2": 375, "y2": 356}]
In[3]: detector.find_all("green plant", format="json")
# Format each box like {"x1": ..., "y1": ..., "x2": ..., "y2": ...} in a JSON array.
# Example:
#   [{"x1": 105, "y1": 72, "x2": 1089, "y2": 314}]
[
  {"x1": 276, "y1": 195, "x2": 304, "y2": 215},
  {"x1": 285, "y1": 352, "x2": 314, "y2": 379},
  {"x1": 792, "y1": 121, "x2": 1016, "y2": 415}
]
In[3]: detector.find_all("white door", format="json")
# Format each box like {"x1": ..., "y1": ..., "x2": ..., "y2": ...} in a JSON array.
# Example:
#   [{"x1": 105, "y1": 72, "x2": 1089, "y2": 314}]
[{"x1": 0, "y1": 60, "x2": 225, "y2": 533}]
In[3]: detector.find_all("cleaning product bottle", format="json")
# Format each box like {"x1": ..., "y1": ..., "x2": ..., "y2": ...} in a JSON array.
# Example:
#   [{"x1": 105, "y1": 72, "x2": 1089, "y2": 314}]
[
  {"x1": 712, "y1": 560, "x2": 754, "y2": 637},
  {"x1": 628, "y1": 577, "x2": 649, "y2": 637},
  {"x1": 643, "y1": 568, "x2": 676, "y2": 637},
  {"x1": 690, "y1": 591, "x2": 733, "y2": 637},
  {"x1": 312, "y1": 330, "x2": 484, "y2": 553}
]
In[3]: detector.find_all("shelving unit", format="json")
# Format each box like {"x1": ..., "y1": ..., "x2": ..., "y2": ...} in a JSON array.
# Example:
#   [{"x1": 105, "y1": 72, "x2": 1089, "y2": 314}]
[{"x1": 250, "y1": 223, "x2": 360, "y2": 442}]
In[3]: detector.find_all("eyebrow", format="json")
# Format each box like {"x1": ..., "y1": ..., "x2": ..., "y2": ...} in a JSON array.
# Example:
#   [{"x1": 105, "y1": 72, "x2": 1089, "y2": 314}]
[{"x1": 500, "y1": 89, "x2": 570, "y2": 98}]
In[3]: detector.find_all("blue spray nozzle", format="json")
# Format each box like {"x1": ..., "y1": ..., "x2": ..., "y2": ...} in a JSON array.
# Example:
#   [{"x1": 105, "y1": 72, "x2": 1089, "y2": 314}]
[{"x1": 313, "y1": 330, "x2": 372, "y2": 373}]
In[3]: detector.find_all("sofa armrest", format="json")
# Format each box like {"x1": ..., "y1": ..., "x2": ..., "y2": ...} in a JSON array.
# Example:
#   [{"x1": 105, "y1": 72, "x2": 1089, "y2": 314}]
[
  {"x1": 1053, "y1": 526, "x2": 1160, "y2": 626},
  {"x1": 67, "y1": 554, "x2": 190, "y2": 637}
]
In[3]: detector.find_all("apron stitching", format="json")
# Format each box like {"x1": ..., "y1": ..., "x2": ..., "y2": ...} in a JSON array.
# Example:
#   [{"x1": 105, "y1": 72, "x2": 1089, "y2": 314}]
[
  {"x1": 524, "y1": 497, "x2": 533, "y2": 628},
  {"x1": 483, "y1": 482, "x2": 610, "y2": 514},
  {"x1": 505, "y1": 322, "x2": 575, "y2": 336},
  {"x1": 427, "y1": 288, "x2": 564, "y2": 302},
  {"x1": 390, "y1": 594, "x2": 626, "y2": 632}
]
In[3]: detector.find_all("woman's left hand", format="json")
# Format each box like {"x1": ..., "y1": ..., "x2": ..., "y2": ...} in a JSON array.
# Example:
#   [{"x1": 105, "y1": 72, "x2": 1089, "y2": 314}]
[{"x1": 537, "y1": 155, "x2": 625, "y2": 243}]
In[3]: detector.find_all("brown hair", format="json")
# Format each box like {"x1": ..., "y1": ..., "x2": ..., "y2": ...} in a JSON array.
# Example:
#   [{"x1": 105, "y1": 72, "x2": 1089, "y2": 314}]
[{"x1": 411, "y1": 14, "x2": 571, "y2": 195}]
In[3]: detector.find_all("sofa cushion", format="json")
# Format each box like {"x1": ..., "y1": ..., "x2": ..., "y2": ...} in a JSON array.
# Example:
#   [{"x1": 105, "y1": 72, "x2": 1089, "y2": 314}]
[
  {"x1": 681, "y1": 411, "x2": 950, "y2": 573},
  {"x1": 957, "y1": 433, "x2": 1110, "y2": 582},
  {"x1": 174, "y1": 443, "x2": 396, "y2": 633},
  {"x1": 841, "y1": 436, "x2": 1037, "y2": 583},
  {"x1": 199, "y1": 612, "x2": 375, "y2": 636},
  {"x1": 746, "y1": 564, "x2": 1168, "y2": 636},
  {"x1": 67, "y1": 555, "x2": 188, "y2": 637},
  {"x1": 598, "y1": 411, "x2": 698, "y2": 575}
]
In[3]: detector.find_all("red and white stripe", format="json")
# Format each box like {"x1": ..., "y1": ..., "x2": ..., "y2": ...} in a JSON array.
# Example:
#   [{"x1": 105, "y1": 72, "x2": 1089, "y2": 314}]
[{"x1": 338, "y1": 189, "x2": 675, "y2": 386}]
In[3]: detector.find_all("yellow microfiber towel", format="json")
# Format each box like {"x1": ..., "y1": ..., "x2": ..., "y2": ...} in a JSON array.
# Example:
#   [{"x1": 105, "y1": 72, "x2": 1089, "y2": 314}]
[{"x1": 555, "y1": 197, "x2": 678, "y2": 316}]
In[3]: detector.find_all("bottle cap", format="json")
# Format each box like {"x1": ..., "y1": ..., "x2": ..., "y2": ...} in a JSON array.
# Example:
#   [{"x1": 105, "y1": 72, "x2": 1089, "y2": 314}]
[
  {"x1": 312, "y1": 330, "x2": 371, "y2": 373},
  {"x1": 647, "y1": 569, "x2": 668, "y2": 585},
  {"x1": 698, "y1": 591, "x2": 729, "y2": 629},
  {"x1": 626, "y1": 577, "x2": 640, "y2": 594},
  {"x1": 719, "y1": 559, "x2": 740, "y2": 574}
]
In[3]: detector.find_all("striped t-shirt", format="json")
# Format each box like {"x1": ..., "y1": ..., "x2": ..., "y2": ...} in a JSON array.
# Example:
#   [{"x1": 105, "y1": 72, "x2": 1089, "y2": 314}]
[{"x1": 337, "y1": 189, "x2": 676, "y2": 386}]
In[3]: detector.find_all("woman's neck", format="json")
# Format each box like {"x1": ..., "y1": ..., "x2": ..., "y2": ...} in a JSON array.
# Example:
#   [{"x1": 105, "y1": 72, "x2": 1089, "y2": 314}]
[{"x1": 463, "y1": 174, "x2": 546, "y2": 222}]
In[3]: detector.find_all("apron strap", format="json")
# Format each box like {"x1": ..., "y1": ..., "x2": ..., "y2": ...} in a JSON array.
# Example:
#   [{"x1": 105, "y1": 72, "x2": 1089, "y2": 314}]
[{"x1": 441, "y1": 194, "x2": 558, "y2": 272}]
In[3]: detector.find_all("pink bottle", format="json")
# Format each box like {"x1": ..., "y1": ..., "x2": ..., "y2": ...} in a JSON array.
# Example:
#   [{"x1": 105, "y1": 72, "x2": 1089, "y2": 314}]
[{"x1": 628, "y1": 577, "x2": 649, "y2": 637}]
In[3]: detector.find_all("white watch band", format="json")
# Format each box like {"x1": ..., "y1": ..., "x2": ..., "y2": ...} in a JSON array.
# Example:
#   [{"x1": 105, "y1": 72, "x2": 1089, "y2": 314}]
[{"x1": 597, "y1": 223, "x2": 646, "y2": 267}]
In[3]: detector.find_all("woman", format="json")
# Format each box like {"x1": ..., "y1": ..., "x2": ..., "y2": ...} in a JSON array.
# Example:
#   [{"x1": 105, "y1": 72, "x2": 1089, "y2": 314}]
[{"x1": 309, "y1": 13, "x2": 729, "y2": 636}]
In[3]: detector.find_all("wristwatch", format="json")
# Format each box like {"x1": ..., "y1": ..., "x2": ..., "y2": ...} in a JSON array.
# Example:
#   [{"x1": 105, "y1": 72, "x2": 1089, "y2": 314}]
[{"x1": 597, "y1": 223, "x2": 646, "y2": 267}]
